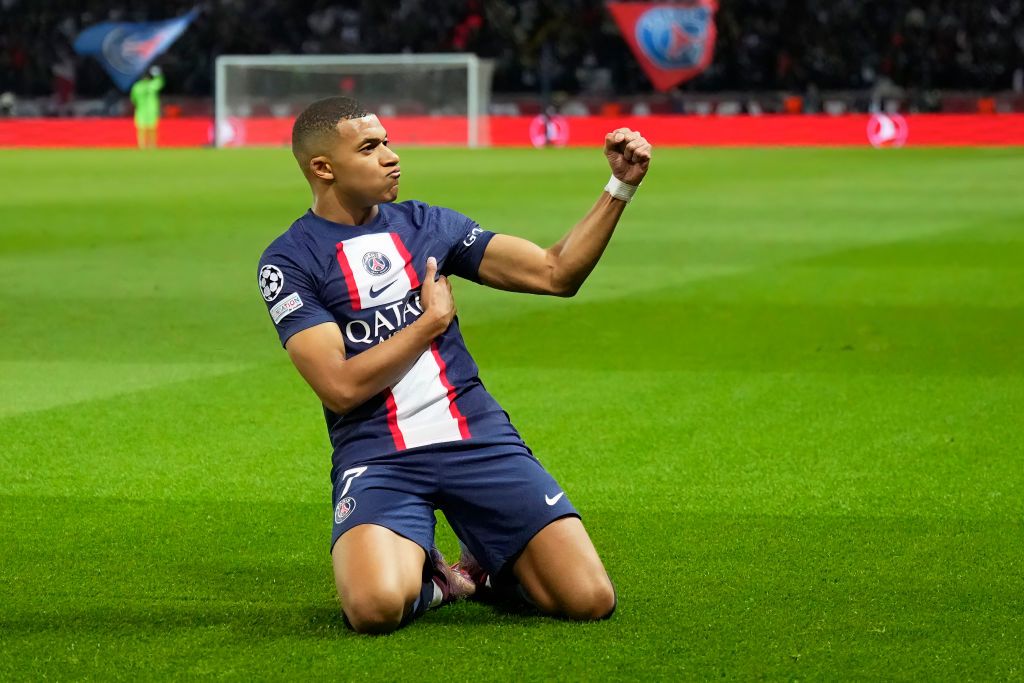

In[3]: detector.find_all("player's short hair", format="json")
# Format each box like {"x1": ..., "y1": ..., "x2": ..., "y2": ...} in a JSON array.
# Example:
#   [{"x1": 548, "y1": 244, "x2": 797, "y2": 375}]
[{"x1": 291, "y1": 96, "x2": 370, "y2": 160}]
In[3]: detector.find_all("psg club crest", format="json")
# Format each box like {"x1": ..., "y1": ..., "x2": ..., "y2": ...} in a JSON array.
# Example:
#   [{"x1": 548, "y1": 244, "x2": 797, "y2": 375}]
[
  {"x1": 607, "y1": 1, "x2": 718, "y2": 92},
  {"x1": 362, "y1": 251, "x2": 392, "y2": 276},
  {"x1": 335, "y1": 497, "x2": 356, "y2": 524}
]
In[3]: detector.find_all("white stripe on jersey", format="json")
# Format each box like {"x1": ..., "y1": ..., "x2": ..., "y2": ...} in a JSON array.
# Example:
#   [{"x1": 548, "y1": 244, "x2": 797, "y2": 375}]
[
  {"x1": 336, "y1": 233, "x2": 415, "y2": 310},
  {"x1": 389, "y1": 347, "x2": 466, "y2": 449}
]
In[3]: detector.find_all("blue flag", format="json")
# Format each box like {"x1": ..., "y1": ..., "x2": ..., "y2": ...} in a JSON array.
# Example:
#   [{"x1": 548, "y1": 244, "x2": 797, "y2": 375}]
[{"x1": 74, "y1": 9, "x2": 198, "y2": 91}]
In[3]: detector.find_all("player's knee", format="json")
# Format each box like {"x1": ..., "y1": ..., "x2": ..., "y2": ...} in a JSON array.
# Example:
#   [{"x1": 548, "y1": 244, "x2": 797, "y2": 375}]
[
  {"x1": 341, "y1": 587, "x2": 408, "y2": 634},
  {"x1": 562, "y1": 576, "x2": 616, "y2": 621}
]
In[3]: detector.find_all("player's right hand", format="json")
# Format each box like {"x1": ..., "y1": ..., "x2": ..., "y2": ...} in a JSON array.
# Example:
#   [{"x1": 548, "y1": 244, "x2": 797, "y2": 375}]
[{"x1": 420, "y1": 256, "x2": 456, "y2": 336}]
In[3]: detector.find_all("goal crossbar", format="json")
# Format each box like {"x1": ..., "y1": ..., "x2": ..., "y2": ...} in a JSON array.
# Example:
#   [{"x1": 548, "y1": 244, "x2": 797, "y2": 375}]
[{"x1": 214, "y1": 53, "x2": 489, "y2": 148}]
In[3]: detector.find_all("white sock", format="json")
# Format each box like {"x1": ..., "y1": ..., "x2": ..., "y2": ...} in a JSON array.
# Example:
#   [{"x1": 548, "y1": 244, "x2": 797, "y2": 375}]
[{"x1": 429, "y1": 578, "x2": 444, "y2": 608}]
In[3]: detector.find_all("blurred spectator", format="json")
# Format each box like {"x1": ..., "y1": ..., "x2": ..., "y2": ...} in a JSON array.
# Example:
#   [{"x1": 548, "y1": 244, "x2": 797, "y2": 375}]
[
  {"x1": 51, "y1": 48, "x2": 75, "y2": 116},
  {"x1": 1, "y1": 0, "x2": 1021, "y2": 107},
  {"x1": 0, "y1": 91, "x2": 15, "y2": 116}
]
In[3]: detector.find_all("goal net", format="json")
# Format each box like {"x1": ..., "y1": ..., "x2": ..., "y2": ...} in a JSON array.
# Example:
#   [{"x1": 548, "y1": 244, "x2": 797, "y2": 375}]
[{"x1": 214, "y1": 54, "x2": 494, "y2": 148}]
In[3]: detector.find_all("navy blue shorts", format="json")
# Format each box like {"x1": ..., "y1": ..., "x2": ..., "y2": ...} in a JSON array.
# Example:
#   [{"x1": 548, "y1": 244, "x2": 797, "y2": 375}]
[{"x1": 329, "y1": 441, "x2": 579, "y2": 576}]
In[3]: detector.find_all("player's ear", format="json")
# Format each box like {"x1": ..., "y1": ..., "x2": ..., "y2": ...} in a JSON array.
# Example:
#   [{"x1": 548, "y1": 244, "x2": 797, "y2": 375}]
[{"x1": 309, "y1": 155, "x2": 335, "y2": 181}]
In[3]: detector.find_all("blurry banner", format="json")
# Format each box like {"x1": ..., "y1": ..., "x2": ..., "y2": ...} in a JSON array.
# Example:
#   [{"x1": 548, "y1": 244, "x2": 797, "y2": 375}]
[
  {"x1": 607, "y1": 1, "x2": 718, "y2": 91},
  {"x1": 74, "y1": 9, "x2": 198, "y2": 91}
]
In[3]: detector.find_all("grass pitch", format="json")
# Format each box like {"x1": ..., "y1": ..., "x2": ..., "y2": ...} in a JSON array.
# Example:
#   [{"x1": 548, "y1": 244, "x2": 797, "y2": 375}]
[{"x1": 1, "y1": 145, "x2": 1022, "y2": 680}]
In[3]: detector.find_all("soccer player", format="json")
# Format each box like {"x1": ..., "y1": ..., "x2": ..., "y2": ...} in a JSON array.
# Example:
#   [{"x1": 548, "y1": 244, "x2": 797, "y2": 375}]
[
  {"x1": 257, "y1": 97, "x2": 650, "y2": 634},
  {"x1": 130, "y1": 66, "x2": 164, "y2": 149}
]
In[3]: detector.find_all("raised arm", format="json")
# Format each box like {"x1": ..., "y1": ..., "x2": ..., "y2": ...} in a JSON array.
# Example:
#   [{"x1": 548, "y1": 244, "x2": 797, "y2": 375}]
[
  {"x1": 477, "y1": 128, "x2": 651, "y2": 297},
  {"x1": 150, "y1": 66, "x2": 165, "y2": 92},
  {"x1": 284, "y1": 257, "x2": 455, "y2": 415}
]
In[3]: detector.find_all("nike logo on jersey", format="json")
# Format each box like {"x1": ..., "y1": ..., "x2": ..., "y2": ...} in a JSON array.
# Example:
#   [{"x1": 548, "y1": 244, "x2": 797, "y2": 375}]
[
  {"x1": 545, "y1": 492, "x2": 564, "y2": 506},
  {"x1": 368, "y1": 279, "x2": 398, "y2": 298}
]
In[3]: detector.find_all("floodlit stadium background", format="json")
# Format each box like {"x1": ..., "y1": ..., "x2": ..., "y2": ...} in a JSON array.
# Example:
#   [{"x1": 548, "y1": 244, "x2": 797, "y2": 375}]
[{"x1": 2, "y1": 2, "x2": 1022, "y2": 680}]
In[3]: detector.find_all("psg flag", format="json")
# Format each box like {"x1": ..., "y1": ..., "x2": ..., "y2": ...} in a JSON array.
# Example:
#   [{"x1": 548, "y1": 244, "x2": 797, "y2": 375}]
[
  {"x1": 73, "y1": 9, "x2": 199, "y2": 91},
  {"x1": 606, "y1": 1, "x2": 718, "y2": 91}
]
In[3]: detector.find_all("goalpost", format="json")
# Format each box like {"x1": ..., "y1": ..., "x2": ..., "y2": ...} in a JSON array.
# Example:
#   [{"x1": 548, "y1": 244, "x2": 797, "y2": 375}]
[{"x1": 214, "y1": 54, "x2": 494, "y2": 148}]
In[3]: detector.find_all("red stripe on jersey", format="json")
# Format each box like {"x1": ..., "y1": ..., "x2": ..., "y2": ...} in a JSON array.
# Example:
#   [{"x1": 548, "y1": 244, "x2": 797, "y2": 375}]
[
  {"x1": 430, "y1": 342, "x2": 470, "y2": 439},
  {"x1": 390, "y1": 232, "x2": 420, "y2": 289},
  {"x1": 384, "y1": 390, "x2": 407, "y2": 450},
  {"x1": 335, "y1": 241, "x2": 363, "y2": 311}
]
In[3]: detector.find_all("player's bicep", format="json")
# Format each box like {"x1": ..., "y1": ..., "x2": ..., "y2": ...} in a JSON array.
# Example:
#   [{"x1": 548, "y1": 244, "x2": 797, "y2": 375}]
[
  {"x1": 477, "y1": 234, "x2": 560, "y2": 295},
  {"x1": 285, "y1": 322, "x2": 348, "y2": 409}
]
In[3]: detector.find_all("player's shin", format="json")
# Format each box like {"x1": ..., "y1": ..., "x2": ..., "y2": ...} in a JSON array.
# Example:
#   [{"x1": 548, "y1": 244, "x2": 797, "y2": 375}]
[
  {"x1": 399, "y1": 571, "x2": 441, "y2": 627},
  {"x1": 400, "y1": 547, "x2": 476, "y2": 627}
]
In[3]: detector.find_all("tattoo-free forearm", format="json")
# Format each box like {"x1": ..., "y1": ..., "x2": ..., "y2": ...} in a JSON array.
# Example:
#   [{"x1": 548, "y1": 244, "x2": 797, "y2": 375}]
[
  {"x1": 548, "y1": 192, "x2": 627, "y2": 295},
  {"x1": 321, "y1": 315, "x2": 447, "y2": 414}
]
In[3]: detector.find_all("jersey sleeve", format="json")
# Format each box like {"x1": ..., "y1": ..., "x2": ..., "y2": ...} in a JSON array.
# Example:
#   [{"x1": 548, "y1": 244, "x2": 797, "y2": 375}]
[
  {"x1": 432, "y1": 206, "x2": 495, "y2": 283},
  {"x1": 257, "y1": 251, "x2": 336, "y2": 348}
]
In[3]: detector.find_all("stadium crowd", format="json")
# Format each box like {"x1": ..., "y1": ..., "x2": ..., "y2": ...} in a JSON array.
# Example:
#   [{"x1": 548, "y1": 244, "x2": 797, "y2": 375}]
[{"x1": 1, "y1": 0, "x2": 1022, "y2": 111}]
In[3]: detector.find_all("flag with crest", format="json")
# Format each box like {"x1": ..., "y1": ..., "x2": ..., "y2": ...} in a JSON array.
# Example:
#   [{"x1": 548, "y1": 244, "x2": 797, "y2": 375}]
[
  {"x1": 74, "y1": 9, "x2": 199, "y2": 91},
  {"x1": 606, "y1": 1, "x2": 718, "y2": 91}
]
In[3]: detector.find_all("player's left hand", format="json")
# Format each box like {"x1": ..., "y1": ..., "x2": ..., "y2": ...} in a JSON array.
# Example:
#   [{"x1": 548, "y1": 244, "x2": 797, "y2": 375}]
[{"x1": 604, "y1": 128, "x2": 651, "y2": 186}]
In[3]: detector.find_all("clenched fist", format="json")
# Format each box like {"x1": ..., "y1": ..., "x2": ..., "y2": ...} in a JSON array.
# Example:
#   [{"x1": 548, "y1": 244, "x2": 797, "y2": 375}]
[{"x1": 604, "y1": 128, "x2": 652, "y2": 186}]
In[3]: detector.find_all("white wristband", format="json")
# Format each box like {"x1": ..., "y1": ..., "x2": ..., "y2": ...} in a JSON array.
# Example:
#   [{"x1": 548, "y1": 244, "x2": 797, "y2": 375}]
[{"x1": 604, "y1": 174, "x2": 639, "y2": 203}]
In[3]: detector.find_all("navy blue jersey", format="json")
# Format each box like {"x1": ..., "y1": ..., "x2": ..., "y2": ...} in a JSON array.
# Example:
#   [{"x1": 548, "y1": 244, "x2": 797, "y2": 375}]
[{"x1": 257, "y1": 201, "x2": 527, "y2": 470}]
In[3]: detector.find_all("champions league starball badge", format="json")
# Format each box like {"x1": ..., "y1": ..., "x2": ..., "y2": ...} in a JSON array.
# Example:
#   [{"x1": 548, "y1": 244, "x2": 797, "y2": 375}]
[
  {"x1": 258, "y1": 264, "x2": 284, "y2": 301},
  {"x1": 362, "y1": 251, "x2": 392, "y2": 276}
]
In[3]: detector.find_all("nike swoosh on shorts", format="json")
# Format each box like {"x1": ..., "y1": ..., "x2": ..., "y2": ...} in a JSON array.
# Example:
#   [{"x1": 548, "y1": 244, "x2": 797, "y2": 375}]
[{"x1": 545, "y1": 492, "x2": 564, "y2": 506}]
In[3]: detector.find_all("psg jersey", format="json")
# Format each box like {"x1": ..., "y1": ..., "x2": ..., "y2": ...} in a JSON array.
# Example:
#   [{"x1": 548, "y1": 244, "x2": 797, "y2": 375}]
[{"x1": 258, "y1": 201, "x2": 526, "y2": 467}]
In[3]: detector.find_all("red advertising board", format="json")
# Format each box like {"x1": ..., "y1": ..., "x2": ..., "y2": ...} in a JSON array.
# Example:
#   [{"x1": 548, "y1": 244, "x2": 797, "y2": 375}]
[
  {"x1": 0, "y1": 117, "x2": 212, "y2": 148},
  {"x1": 1, "y1": 114, "x2": 1022, "y2": 148}
]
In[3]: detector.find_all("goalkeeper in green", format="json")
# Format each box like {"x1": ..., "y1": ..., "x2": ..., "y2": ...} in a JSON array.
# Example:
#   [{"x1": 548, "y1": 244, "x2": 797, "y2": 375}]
[{"x1": 130, "y1": 66, "x2": 164, "y2": 149}]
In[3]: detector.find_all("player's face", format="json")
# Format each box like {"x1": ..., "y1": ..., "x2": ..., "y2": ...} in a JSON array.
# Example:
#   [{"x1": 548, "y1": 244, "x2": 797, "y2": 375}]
[{"x1": 329, "y1": 115, "x2": 401, "y2": 206}]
